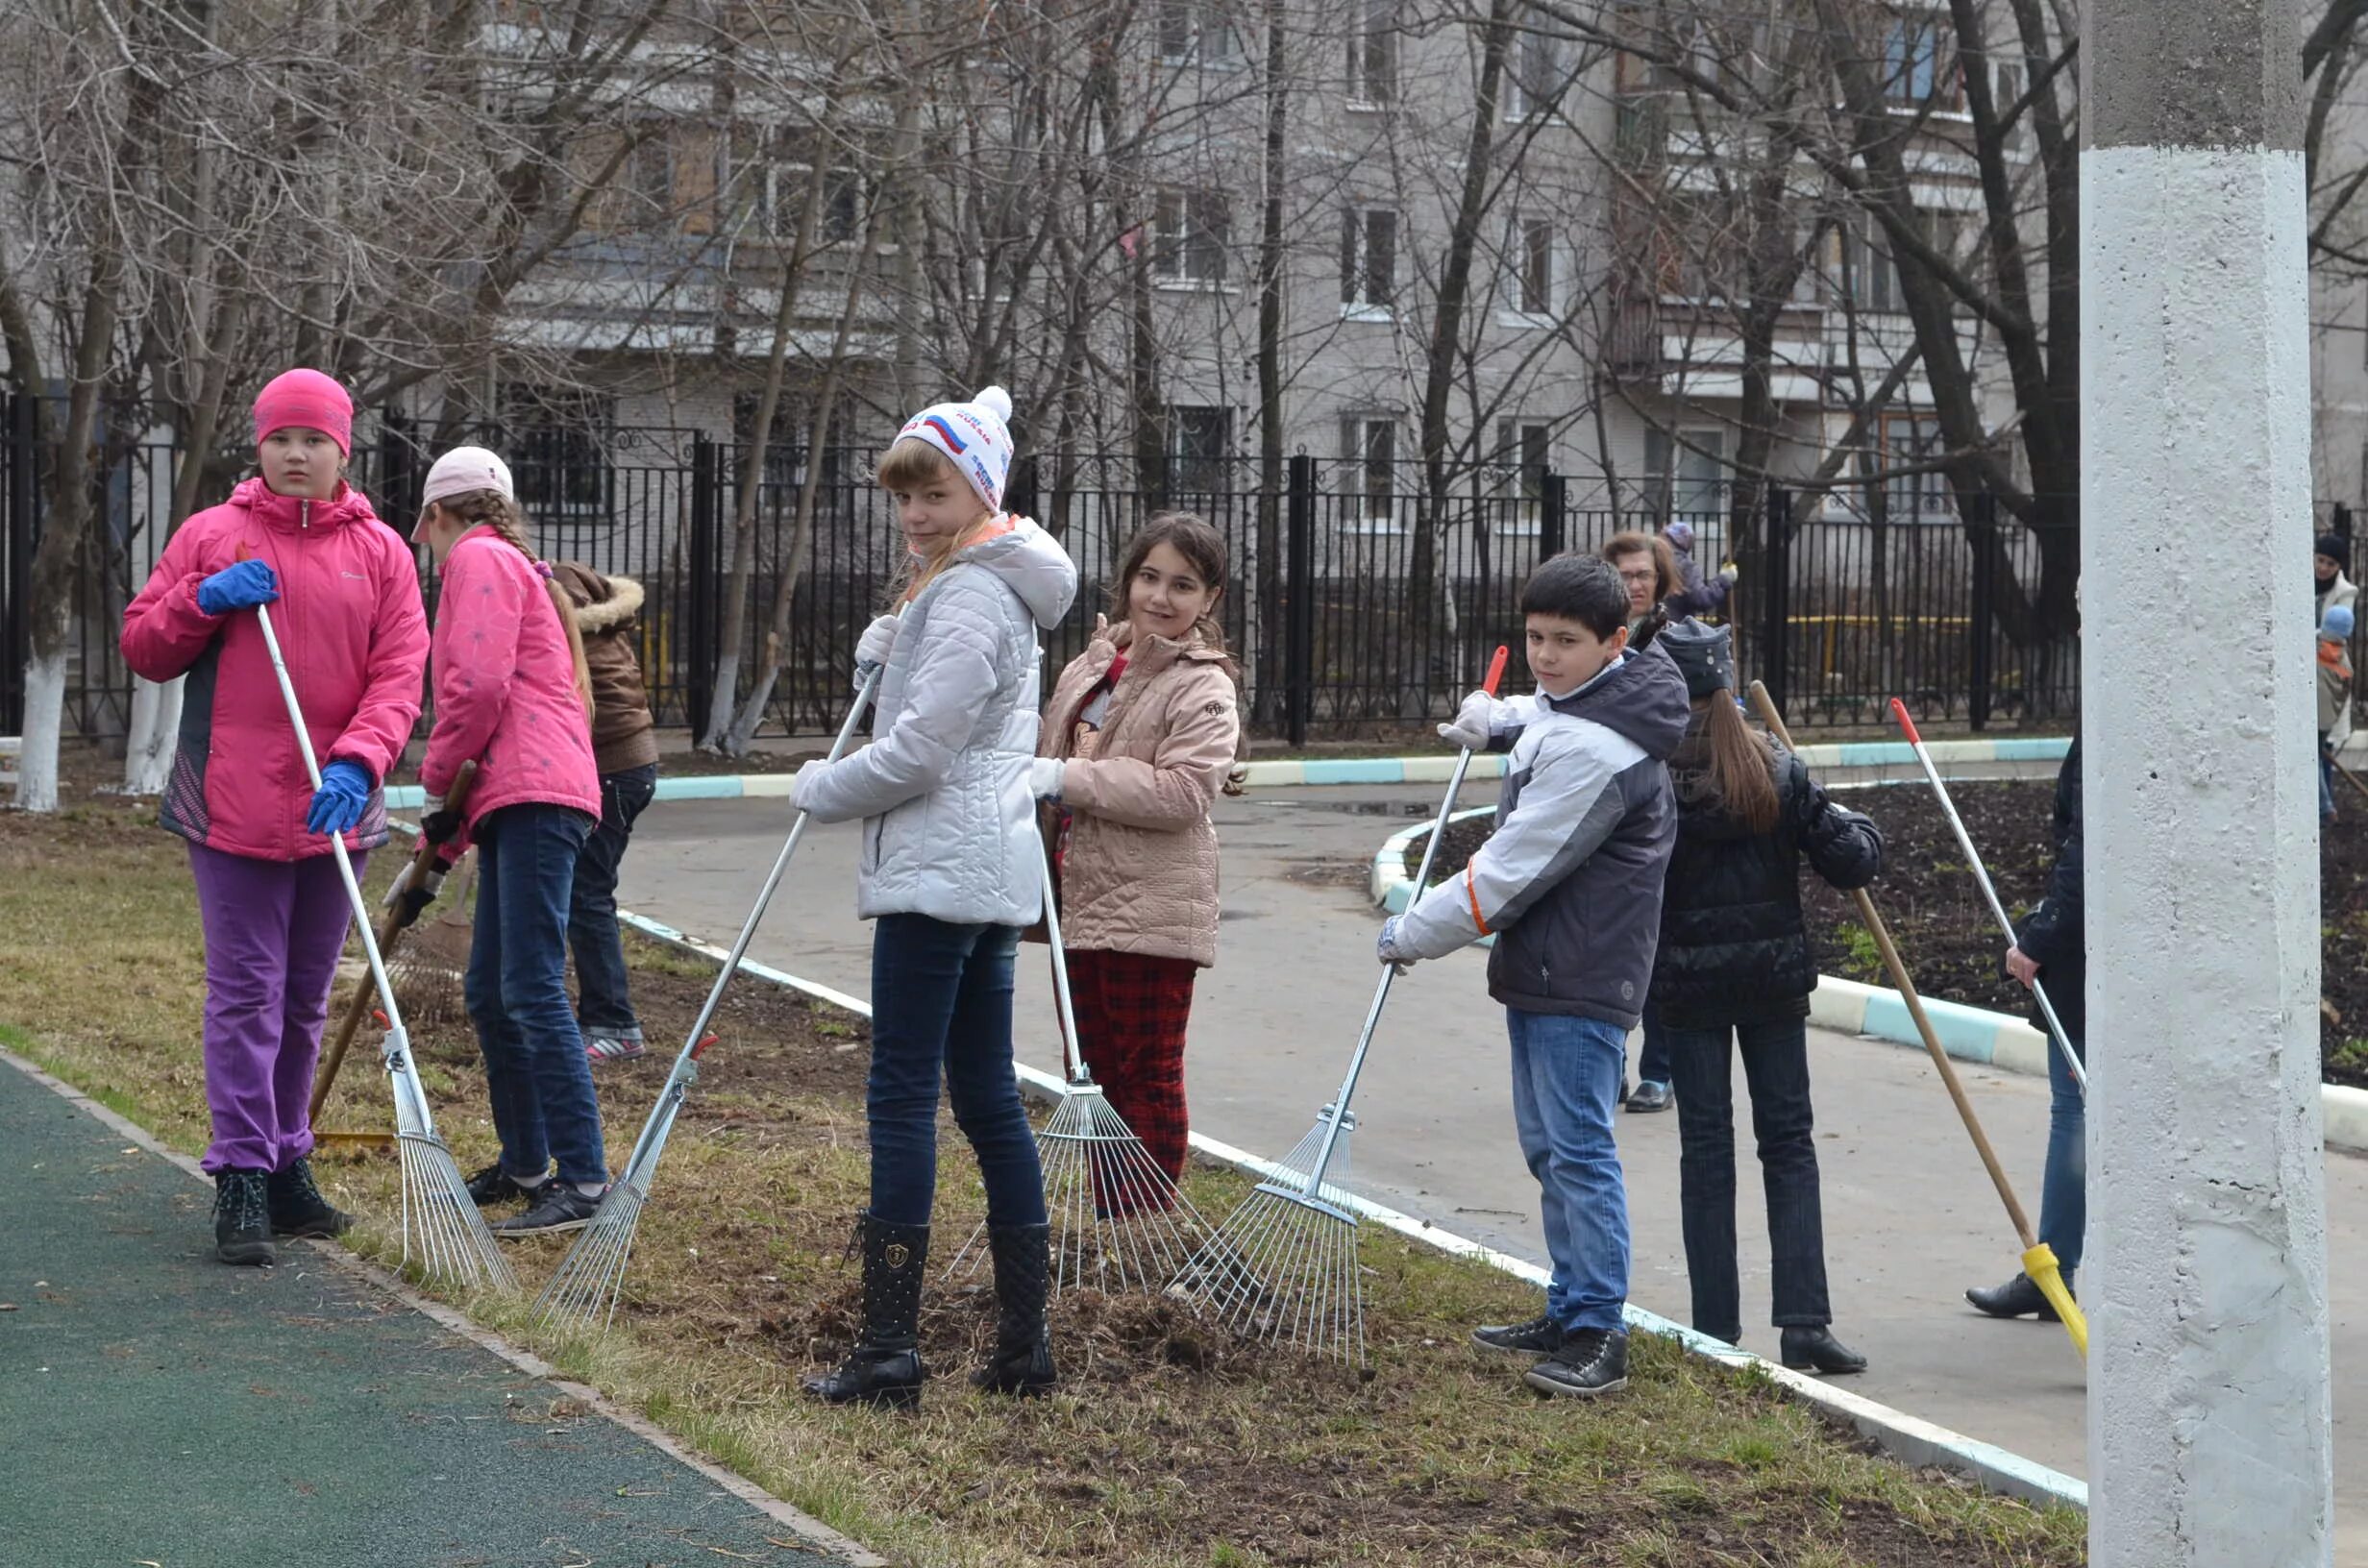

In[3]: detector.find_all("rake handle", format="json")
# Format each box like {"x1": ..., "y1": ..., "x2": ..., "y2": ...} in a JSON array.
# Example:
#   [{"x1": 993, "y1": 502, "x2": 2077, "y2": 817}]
[
  {"x1": 310, "y1": 761, "x2": 478, "y2": 1122},
  {"x1": 1750, "y1": 684, "x2": 2035, "y2": 1248},
  {"x1": 1297, "y1": 646, "x2": 1508, "y2": 1199},
  {"x1": 1887, "y1": 698, "x2": 2086, "y2": 1097}
]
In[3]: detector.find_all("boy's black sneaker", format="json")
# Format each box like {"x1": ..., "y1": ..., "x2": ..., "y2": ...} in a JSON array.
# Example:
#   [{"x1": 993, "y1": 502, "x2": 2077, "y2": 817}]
[
  {"x1": 490, "y1": 1184, "x2": 604, "y2": 1237},
  {"x1": 1470, "y1": 1313, "x2": 1562, "y2": 1359},
  {"x1": 465, "y1": 1163, "x2": 535, "y2": 1208},
  {"x1": 1524, "y1": 1328, "x2": 1629, "y2": 1398},
  {"x1": 212, "y1": 1170, "x2": 276, "y2": 1266},
  {"x1": 267, "y1": 1156, "x2": 351, "y2": 1237}
]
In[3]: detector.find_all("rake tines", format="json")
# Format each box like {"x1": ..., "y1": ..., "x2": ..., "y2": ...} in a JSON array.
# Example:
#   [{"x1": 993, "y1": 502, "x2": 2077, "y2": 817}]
[
  {"x1": 387, "y1": 1034, "x2": 515, "y2": 1294},
  {"x1": 531, "y1": 1077, "x2": 682, "y2": 1331},
  {"x1": 1171, "y1": 1105, "x2": 1364, "y2": 1365},
  {"x1": 948, "y1": 1080, "x2": 1212, "y2": 1298}
]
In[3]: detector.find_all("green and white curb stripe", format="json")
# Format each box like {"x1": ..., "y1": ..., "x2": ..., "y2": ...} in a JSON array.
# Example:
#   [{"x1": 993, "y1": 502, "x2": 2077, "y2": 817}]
[
  {"x1": 609, "y1": 899, "x2": 2084, "y2": 1512},
  {"x1": 1369, "y1": 811, "x2": 2368, "y2": 1155},
  {"x1": 384, "y1": 774, "x2": 801, "y2": 811}
]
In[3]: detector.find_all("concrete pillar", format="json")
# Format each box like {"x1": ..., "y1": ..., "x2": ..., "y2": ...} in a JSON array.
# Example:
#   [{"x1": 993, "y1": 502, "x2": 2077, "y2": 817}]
[{"x1": 2083, "y1": 2, "x2": 2333, "y2": 1562}]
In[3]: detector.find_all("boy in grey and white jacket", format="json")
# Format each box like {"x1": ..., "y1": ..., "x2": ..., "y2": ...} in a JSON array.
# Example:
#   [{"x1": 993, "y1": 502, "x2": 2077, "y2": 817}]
[{"x1": 1378, "y1": 556, "x2": 1690, "y2": 1400}]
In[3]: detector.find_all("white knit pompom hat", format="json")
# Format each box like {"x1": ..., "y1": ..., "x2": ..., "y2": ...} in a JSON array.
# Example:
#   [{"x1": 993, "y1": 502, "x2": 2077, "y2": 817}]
[{"x1": 892, "y1": 385, "x2": 1016, "y2": 514}]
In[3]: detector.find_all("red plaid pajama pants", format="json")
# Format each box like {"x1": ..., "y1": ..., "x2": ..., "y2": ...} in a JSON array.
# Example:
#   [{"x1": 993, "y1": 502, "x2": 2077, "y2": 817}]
[{"x1": 1062, "y1": 947, "x2": 1197, "y2": 1188}]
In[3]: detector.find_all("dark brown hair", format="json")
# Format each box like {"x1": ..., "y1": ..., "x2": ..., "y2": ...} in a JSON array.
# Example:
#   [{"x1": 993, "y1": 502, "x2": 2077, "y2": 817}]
[
  {"x1": 1692, "y1": 694, "x2": 1782, "y2": 833},
  {"x1": 428, "y1": 488, "x2": 594, "y2": 720},
  {"x1": 1110, "y1": 511, "x2": 1231, "y2": 653}
]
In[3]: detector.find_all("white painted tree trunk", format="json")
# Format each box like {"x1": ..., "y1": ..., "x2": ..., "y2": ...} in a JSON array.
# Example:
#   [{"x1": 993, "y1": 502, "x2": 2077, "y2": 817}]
[
  {"x1": 13, "y1": 650, "x2": 66, "y2": 813},
  {"x1": 121, "y1": 675, "x2": 184, "y2": 795}
]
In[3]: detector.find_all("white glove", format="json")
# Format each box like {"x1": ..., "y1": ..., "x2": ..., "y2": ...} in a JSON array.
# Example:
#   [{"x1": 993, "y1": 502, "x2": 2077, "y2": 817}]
[
  {"x1": 1437, "y1": 690, "x2": 1495, "y2": 751},
  {"x1": 853, "y1": 614, "x2": 899, "y2": 686},
  {"x1": 1030, "y1": 757, "x2": 1065, "y2": 800},
  {"x1": 1718, "y1": 560, "x2": 1739, "y2": 584},
  {"x1": 1375, "y1": 914, "x2": 1419, "y2": 974},
  {"x1": 791, "y1": 758, "x2": 829, "y2": 814}
]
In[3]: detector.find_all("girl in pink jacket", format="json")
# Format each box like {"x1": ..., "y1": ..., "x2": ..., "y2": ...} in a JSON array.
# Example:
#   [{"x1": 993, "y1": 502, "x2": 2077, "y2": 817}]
[
  {"x1": 119, "y1": 369, "x2": 429, "y2": 1267},
  {"x1": 1031, "y1": 513, "x2": 1243, "y2": 1191},
  {"x1": 408, "y1": 446, "x2": 608, "y2": 1238}
]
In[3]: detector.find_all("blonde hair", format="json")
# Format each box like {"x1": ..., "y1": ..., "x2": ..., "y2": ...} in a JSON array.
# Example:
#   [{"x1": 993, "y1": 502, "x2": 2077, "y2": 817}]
[
  {"x1": 876, "y1": 436, "x2": 998, "y2": 603},
  {"x1": 431, "y1": 488, "x2": 595, "y2": 721}
]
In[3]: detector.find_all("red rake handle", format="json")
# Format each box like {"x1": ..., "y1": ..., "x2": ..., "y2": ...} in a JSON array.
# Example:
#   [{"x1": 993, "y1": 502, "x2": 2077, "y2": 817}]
[
  {"x1": 690, "y1": 1033, "x2": 720, "y2": 1062},
  {"x1": 1483, "y1": 645, "x2": 1509, "y2": 698},
  {"x1": 1889, "y1": 698, "x2": 1924, "y2": 747}
]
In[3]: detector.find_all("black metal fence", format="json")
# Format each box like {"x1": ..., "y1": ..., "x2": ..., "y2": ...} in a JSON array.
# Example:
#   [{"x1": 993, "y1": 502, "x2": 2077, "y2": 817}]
[{"x1": 1, "y1": 400, "x2": 2112, "y2": 743}]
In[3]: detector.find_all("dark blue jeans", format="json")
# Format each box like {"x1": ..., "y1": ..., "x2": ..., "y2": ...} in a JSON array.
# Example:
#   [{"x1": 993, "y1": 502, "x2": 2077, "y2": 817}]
[
  {"x1": 867, "y1": 914, "x2": 1046, "y2": 1229},
  {"x1": 570, "y1": 764, "x2": 657, "y2": 1034},
  {"x1": 1664, "y1": 1015, "x2": 1831, "y2": 1341},
  {"x1": 1635, "y1": 1001, "x2": 1670, "y2": 1087},
  {"x1": 466, "y1": 804, "x2": 606, "y2": 1187},
  {"x1": 2039, "y1": 1024, "x2": 2086, "y2": 1278}
]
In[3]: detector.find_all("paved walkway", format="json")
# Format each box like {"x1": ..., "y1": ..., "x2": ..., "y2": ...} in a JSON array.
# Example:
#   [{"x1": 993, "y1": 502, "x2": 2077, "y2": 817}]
[
  {"x1": 626, "y1": 783, "x2": 2368, "y2": 1556},
  {"x1": 0, "y1": 1053, "x2": 859, "y2": 1568}
]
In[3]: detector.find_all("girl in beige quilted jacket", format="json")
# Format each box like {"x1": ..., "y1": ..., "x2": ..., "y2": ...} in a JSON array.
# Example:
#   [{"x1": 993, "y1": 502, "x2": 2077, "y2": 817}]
[{"x1": 1031, "y1": 513, "x2": 1244, "y2": 1189}]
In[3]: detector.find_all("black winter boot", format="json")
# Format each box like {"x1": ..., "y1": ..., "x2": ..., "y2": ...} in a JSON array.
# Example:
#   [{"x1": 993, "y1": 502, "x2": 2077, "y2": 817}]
[
  {"x1": 970, "y1": 1222, "x2": 1057, "y2": 1396},
  {"x1": 212, "y1": 1170, "x2": 276, "y2": 1266},
  {"x1": 1780, "y1": 1325, "x2": 1868, "y2": 1375},
  {"x1": 267, "y1": 1156, "x2": 352, "y2": 1238},
  {"x1": 1965, "y1": 1271, "x2": 2069, "y2": 1321},
  {"x1": 802, "y1": 1213, "x2": 928, "y2": 1410}
]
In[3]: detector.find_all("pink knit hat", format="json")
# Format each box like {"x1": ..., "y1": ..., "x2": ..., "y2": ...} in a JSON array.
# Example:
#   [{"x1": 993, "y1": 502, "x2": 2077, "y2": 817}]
[{"x1": 253, "y1": 369, "x2": 354, "y2": 456}]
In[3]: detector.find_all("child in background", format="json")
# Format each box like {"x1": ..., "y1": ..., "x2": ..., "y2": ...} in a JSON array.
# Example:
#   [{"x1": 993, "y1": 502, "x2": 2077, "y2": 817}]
[
  {"x1": 792, "y1": 386, "x2": 1078, "y2": 1409},
  {"x1": 409, "y1": 447, "x2": 609, "y2": 1237},
  {"x1": 1648, "y1": 620, "x2": 1883, "y2": 1374},
  {"x1": 1032, "y1": 513, "x2": 1244, "y2": 1192},
  {"x1": 1660, "y1": 521, "x2": 1739, "y2": 619},
  {"x1": 2322, "y1": 604, "x2": 2355, "y2": 824},
  {"x1": 550, "y1": 562, "x2": 661, "y2": 1063},
  {"x1": 120, "y1": 368, "x2": 428, "y2": 1265},
  {"x1": 1378, "y1": 553, "x2": 1690, "y2": 1398}
]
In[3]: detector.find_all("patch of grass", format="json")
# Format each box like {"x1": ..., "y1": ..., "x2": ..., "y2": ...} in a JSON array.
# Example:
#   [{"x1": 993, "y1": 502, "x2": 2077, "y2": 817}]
[
  {"x1": 1836, "y1": 920, "x2": 1884, "y2": 982},
  {"x1": 0, "y1": 804, "x2": 2088, "y2": 1567}
]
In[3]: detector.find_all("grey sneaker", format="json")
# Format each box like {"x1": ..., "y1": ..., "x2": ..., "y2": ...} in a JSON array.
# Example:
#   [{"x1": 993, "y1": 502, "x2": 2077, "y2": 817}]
[{"x1": 584, "y1": 1028, "x2": 647, "y2": 1064}]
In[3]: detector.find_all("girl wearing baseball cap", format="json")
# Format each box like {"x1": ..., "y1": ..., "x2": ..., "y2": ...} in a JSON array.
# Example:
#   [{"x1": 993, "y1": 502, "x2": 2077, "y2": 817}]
[
  {"x1": 120, "y1": 369, "x2": 430, "y2": 1266},
  {"x1": 407, "y1": 445, "x2": 608, "y2": 1238}
]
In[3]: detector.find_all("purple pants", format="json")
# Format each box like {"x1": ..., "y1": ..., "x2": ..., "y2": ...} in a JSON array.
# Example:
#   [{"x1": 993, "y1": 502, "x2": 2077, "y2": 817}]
[{"x1": 188, "y1": 844, "x2": 364, "y2": 1174}]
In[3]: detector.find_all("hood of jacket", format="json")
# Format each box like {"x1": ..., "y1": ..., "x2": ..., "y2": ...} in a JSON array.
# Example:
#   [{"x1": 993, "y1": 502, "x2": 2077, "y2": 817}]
[
  {"x1": 551, "y1": 562, "x2": 645, "y2": 635},
  {"x1": 1542, "y1": 639, "x2": 1690, "y2": 762},
  {"x1": 225, "y1": 475, "x2": 380, "y2": 534},
  {"x1": 953, "y1": 514, "x2": 1076, "y2": 630}
]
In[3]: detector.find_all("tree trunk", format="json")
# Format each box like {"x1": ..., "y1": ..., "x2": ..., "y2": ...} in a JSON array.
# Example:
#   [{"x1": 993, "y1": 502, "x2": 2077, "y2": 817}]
[
  {"x1": 14, "y1": 649, "x2": 66, "y2": 813},
  {"x1": 1252, "y1": 0, "x2": 1288, "y2": 729},
  {"x1": 121, "y1": 677, "x2": 183, "y2": 796}
]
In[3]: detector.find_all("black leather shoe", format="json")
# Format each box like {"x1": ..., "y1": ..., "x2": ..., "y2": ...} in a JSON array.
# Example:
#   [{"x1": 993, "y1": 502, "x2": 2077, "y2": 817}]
[
  {"x1": 1780, "y1": 1325, "x2": 1867, "y2": 1375},
  {"x1": 1965, "y1": 1271, "x2": 2068, "y2": 1321},
  {"x1": 1524, "y1": 1328, "x2": 1629, "y2": 1397},
  {"x1": 267, "y1": 1156, "x2": 351, "y2": 1237},
  {"x1": 969, "y1": 1222, "x2": 1057, "y2": 1396},
  {"x1": 804, "y1": 1213, "x2": 929, "y2": 1410},
  {"x1": 1624, "y1": 1080, "x2": 1673, "y2": 1113},
  {"x1": 1470, "y1": 1313, "x2": 1561, "y2": 1359}
]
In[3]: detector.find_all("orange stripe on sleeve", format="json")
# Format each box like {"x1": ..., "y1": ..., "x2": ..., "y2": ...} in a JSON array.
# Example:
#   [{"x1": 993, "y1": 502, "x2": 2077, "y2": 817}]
[{"x1": 1465, "y1": 870, "x2": 1492, "y2": 937}]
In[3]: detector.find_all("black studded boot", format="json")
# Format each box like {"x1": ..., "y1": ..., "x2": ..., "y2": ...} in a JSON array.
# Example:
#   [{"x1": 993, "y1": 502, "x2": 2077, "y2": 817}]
[
  {"x1": 802, "y1": 1213, "x2": 928, "y2": 1410},
  {"x1": 970, "y1": 1222, "x2": 1056, "y2": 1397},
  {"x1": 212, "y1": 1170, "x2": 276, "y2": 1266},
  {"x1": 267, "y1": 1155, "x2": 352, "y2": 1238}
]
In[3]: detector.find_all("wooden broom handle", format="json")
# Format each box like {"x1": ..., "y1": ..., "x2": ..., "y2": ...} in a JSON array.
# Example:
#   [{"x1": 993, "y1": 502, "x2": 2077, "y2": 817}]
[
  {"x1": 308, "y1": 761, "x2": 478, "y2": 1122},
  {"x1": 1746, "y1": 683, "x2": 2037, "y2": 1249}
]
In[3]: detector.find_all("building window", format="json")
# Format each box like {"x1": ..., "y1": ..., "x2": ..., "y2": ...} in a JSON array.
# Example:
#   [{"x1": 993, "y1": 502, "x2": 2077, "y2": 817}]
[
  {"x1": 499, "y1": 384, "x2": 615, "y2": 521},
  {"x1": 1841, "y1": 212, "x2": 1900, "y2": 312},
  {"x1": 1879, "y1": 412, "x2": 1949, "y2": 519},
  {"x1": 1882, "y1": 11, "x2": 1953, "y2": 110},
  {"x1": 1153, "y1": 188, "x2": 1231, "y2": 285},
  {"x1": 1348, "y1": 0, "x2": 1397, "y2": 106},
  {"x1": 1505, "y1": 12, "x2": 1565, "y2": 120},
  {"x1": 1340, "y1": 208, "x2": 1398, "y2": 315},
  {"x1": 1340, "y1": 418, "x2": 1398, "y2": 526},
  {"x1": 1159, "y1": 0, "x2": 1240, "y2": 62},
  {"x1": 1171, "y1": 405, "x2": 1233, "y2": 493},
  {"x1": 1643, "y1": 424, "x2": 1728, "y2": 520},
  {"x1": 1991, "y1": 58, "x2": 2029, "y2": 148},
  {"x1": 1516, "y1": 217, "x2": 1554, "y2": 313},
  {"x1": 1495, "y1": 419, "x2": 1549, "y2": 529},
  {"x1": 736, "y1": 126, "x2": 862, "y2": 243}
]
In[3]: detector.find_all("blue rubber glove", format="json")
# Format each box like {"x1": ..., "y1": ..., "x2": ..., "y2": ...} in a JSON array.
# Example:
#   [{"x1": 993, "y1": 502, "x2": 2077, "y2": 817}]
[
  {"x1": 306, "y1": 759, "x2": 373, "y2": 837},
  {"x1": 196, "y1": 559, "x2": 279, "y2": 617}
]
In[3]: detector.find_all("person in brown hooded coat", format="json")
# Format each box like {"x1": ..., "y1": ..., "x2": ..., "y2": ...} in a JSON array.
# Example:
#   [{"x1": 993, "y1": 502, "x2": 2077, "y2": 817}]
[{"x1": 550, "y1": 562, "x2": 660, "y2": 1062}]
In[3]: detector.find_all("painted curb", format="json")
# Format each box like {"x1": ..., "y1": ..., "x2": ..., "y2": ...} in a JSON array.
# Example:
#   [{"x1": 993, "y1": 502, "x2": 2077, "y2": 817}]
[
  {"x1": 1369, "y1": 811, "x2": 2368, "y2": 1157},
  {"x1": 0, "y1": 1043, "x2": 885, "y2": 1568},
  {"x1": 609, "y1": 904, "x2": 2087, "y2": 1513}
]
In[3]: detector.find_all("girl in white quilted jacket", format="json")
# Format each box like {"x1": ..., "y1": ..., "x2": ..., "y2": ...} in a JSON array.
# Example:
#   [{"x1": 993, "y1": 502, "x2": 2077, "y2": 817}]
[
  {"x1": 1033, "y1": 514, "x2": 1243, "y2": 1196},
  {"x1": 790, "y1": 386, "x2": 1077, "y2": 1410}
]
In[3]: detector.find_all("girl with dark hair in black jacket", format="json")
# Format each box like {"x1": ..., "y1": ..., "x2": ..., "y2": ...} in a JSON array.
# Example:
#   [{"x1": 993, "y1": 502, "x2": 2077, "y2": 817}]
[{"x1": 1649, "y1": 620, "x2": 1886, "y2": 1375}]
